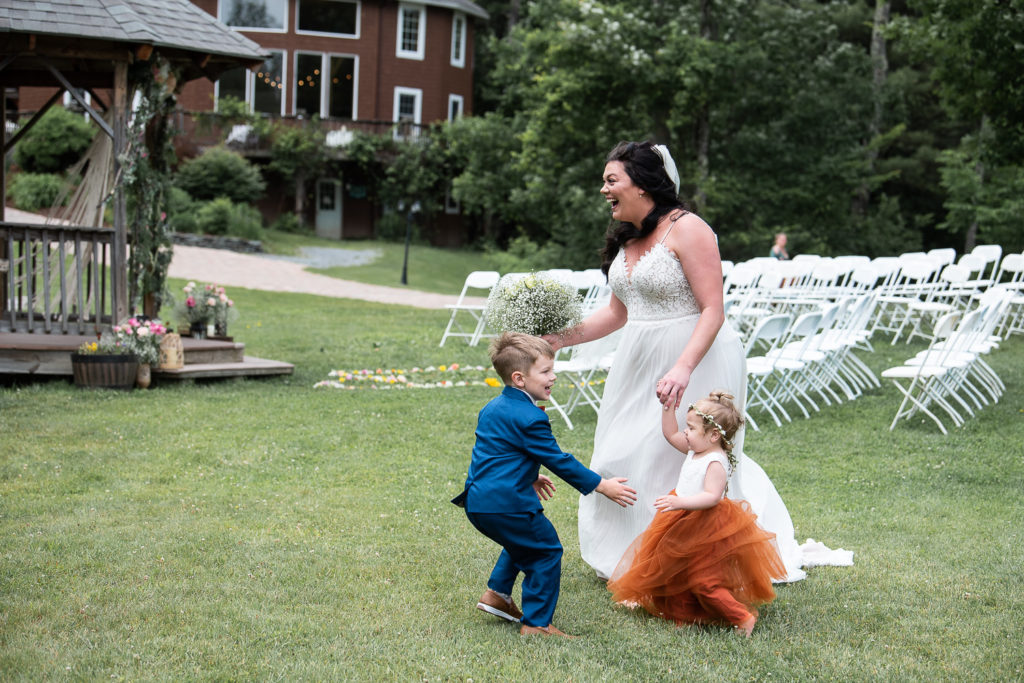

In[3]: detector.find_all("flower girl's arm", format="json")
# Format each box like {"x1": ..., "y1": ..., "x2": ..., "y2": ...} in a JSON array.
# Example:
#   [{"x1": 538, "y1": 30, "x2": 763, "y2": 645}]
[
  {"x1": 654, "y1": 462, "x2": 727, "y2": 512},
  {"x1": 544, "y1": 295, "x2": 627, "y2": 351},
  {"x1": 661, "y1": 406, "x2": 689, "y2": 454}
]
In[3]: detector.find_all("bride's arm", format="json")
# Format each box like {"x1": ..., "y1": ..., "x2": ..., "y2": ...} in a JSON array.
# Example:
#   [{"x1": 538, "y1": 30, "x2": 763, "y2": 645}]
[
  {"x1": 656, "y1": 214, "x2": 725, "y2": 408},
  {"x1": 543, "y1": 293, "x2": 627, "y2": 352}
]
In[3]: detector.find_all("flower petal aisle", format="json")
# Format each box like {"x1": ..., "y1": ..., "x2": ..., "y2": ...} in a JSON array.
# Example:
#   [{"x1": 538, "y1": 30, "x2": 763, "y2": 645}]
[{"x1": 314, "y1": 363, "x2": 506, "y2": 390}]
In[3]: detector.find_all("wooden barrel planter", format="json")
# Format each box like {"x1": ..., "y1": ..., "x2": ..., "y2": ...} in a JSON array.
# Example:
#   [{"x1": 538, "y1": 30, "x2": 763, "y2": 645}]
[{"x1": 70, "y1": 354, "x2": 139, "y2": 390}]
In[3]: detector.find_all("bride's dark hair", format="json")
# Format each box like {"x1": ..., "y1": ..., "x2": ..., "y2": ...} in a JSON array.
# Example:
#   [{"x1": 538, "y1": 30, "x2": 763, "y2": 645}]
[{"x1": 599, "y1": 141, "x2": 688, "y2": 275}]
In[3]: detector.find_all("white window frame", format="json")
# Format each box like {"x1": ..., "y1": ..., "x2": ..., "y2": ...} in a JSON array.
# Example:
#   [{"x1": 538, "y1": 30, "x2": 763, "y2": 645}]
[
  {"x1": 293, "y1": 51, "x2": 360, "y2": 120},
  {"x1": 450, "y1": 12, "x2": 466, "y2": 68},
  {"x1": 215, "y1": 50, "x2": 287, "y2": 117},
  {"x1": 393, "y1": 86, "x2": 423, "y2": 140},
  {"x1": 218, "y1": 0, "x2": 288, "y2": 33},
  {"x1": 396, "y1": 3, "x2": 426, "y2": 61},
  {"x1": 295, "y1": 0, "x2": 361, "y2": 39},
  {"x1": 447, "y1": 93, "x2": 463, "y2": 121}
]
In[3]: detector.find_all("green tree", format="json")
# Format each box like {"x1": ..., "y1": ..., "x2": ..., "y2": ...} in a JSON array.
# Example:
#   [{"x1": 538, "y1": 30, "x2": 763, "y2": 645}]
[{"x1": 267, "y1": 123, "x2": 327, "y2": 225}]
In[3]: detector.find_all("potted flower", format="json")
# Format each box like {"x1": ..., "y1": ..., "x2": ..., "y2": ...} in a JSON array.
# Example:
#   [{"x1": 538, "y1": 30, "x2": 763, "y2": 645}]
[
  {"x1": 111, "y1": 317, "x2": 167, "y2": 388},
  {"x1": 175, "y1": 281, "x2": 214, "y2": 338},
  {"x1": 71, "y1": 335, "x2": 138, "y2": 390},
  {"x1": 208, "y1": 284, "x2": 237, "y2": 338}
]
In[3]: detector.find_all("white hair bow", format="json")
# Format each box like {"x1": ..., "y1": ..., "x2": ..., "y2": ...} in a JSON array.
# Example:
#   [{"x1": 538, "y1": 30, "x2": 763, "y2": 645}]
[{"x1": 652, "y1": 144, "x2": 680, "y2": 196}]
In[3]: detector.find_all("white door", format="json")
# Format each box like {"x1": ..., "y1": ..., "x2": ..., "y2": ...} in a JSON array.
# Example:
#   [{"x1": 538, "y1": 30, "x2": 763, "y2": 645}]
[{"x1": 315, "y1": 178, "x2": 342, "y2": 240}]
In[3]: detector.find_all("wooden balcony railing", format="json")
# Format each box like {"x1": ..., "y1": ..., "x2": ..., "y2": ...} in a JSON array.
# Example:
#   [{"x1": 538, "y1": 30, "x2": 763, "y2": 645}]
[{"x1": 0, "y1": 221, "x2": 124, "y2": 335}]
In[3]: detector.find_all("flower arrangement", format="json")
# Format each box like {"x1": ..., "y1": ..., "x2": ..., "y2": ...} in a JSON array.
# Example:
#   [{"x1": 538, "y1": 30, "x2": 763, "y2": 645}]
[
  {"x1": 111, "y1": 317, "x2": 167, "y2": 365},
  {"x1": 76, "y1": 336, "x2": 133, "y2": 356},
  {"x1": 175, "y1": 282, "x2": 237, "y2": 335},
  {"x1": 485, "y1": 272, "x2": 583, "y2": 337}
]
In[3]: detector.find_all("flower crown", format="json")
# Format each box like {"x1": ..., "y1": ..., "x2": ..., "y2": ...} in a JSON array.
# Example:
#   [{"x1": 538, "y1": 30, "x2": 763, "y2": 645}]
[{"x1": 689, "y1": 403, "x2": 733, "y2": 449}]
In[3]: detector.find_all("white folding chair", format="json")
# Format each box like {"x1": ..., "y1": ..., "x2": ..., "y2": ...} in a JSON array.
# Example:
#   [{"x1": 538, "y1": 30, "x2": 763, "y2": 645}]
[
  {"x1": 439, "y1": 270, "x2": 500, "y2": 347},
  {"x1": 547, "y1": 331, "x2": 621, "y2": 430},
  {"x1": 743, "y1": 313, "x2": 793, "y2": 430},
  {"x1": 992, "y1": 254, "x2": 1024, "y2": 338},
  {"x1": 970, "y1": 244, "x2": 1003, "y2": 284}
]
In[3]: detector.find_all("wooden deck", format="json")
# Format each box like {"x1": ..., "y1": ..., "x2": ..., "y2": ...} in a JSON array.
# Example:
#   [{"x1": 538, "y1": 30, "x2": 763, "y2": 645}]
[{"x1": 0, "y1": 332, "x2": 293, "y2": 380}]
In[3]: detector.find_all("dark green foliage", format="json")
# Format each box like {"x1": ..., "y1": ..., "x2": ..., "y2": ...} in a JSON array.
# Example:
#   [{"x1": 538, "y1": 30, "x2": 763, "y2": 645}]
[
  {"x1": 270, "y1": 212, "x2": 307, "y2": 234},
  {"x1": 6, "y1": 172, "x2": 65, "y2": 211},
  {"x1": 174, "y1": 147, "x2": 266, "y2": 203},
  {"x1": 166, "y1": 186, "x2": 199, "y2": 234},
  {"x1": 195, "y1": 197, "x2": 263, "y2": 239},
  {"x1": 12, "y1": 107, "x2": 95, "y2": 174}
]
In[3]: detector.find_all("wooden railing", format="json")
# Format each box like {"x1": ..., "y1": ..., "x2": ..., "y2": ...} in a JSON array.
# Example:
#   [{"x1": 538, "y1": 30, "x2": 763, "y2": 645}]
[{"x1": 0, "y1": 221, "x2": 123, "y2": 335}]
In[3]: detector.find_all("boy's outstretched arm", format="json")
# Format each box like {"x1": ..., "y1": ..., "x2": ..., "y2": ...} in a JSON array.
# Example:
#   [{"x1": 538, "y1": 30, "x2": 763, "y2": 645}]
[{"x1": 595, "y1": 477, "x2": 637, "y2": 507}]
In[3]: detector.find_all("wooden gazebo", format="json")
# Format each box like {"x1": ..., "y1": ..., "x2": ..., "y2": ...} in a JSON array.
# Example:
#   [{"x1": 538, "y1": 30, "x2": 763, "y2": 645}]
[{"x1": 0, "y1": 0, "x2": 270, "y2": 375}]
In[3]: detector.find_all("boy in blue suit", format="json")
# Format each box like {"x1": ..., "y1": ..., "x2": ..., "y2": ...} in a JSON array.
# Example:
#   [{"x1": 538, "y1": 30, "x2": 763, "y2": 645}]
[{"x1": 453, "y1": 332, "x2": 636, "y2": 638}]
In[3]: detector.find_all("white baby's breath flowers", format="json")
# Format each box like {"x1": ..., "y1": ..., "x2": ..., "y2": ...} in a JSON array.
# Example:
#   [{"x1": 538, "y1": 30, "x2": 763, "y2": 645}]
[{"x1": 485, "y1": 272, "x2": 583, "y2": 337}]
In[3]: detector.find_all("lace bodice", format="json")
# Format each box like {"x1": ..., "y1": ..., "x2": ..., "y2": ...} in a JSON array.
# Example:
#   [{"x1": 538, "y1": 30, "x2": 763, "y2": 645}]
[
  {"x1": 675, "y1": 451, "x2": 730, "y2": 498},
  {"x1": 608, "y1": 242, "x2": 699, "y2": 321}
]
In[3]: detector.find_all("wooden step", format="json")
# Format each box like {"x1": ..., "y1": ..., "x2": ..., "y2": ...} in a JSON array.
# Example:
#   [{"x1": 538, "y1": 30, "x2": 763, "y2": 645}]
[{"x1": 153, "y1": 355, "x2": 294, "y2": 380}]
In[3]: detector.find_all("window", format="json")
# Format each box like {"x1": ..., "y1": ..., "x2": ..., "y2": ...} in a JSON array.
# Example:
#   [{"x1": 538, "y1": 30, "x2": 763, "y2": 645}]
[
  {"x1": 448, "y1": 94, "x2": 463, "y2": 121},
  {"x1": 294, "y1": 53, "x2": 358, "y2": 119},
  {"x1": 297, "y1": 0, "x2": 359, "y2": 37},
  {"x1": 450, "y1": 12, "x2": 466, "y2": 67},
  {"x1": 216, "y1": 51, "x2": 285, "y2": 116},
  {"x1": 396, "y1": 4, "x2": 425, "y2": 60},
  {"x1": 219, "y1": 0, "x2": 286, "y2": 30},
  {"x1": 393, "y1": 86, "x2": 422, "y2": 139}
]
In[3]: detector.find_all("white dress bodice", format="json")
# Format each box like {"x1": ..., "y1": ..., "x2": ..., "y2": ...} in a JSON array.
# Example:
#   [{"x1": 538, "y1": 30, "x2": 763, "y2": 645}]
[
  {"x1": 608, "y1": 242, "x2": 699, "y2": 321},
  {"x1": 675, "y1": 451, "x2": 730, "y2": 498}
]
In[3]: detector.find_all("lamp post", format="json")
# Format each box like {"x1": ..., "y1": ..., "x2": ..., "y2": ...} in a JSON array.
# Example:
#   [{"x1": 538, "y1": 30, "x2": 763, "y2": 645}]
[{"x1": 400, "y1": 201, "x2": 420, "y2": 286}]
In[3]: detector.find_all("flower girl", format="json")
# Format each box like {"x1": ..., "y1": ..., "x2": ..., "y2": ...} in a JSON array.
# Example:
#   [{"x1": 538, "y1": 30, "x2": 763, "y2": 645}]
[{"x1": 607, "y1": 391, "x2": 787, "y2": 636}]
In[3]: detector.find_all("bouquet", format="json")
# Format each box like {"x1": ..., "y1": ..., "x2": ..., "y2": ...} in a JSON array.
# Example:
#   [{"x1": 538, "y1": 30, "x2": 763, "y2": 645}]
[
  {"x1": 176, "y1": 281, "x2": 215, "y2": 326},
  {"x1": 485, "y1": 272, "x2": 583, "y2": 337},
  {"x1": 111, "y1": 317, "x2": 167, "y2": 365}
]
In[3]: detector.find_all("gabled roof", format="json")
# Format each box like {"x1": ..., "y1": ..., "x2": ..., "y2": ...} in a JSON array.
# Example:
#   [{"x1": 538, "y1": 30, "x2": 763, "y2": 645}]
[
  {"x1": 0, "y1": 0, "x2": 268, "y2": 64},
  {"x1": 421, "y1": 0, "x2": 489, "y2": 21}
]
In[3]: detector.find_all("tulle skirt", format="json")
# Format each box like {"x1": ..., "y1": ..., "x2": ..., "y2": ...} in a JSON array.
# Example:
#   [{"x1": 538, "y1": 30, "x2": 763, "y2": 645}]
[{"x1": 607, "y1": 496, "x2": 787, "y2": 626}]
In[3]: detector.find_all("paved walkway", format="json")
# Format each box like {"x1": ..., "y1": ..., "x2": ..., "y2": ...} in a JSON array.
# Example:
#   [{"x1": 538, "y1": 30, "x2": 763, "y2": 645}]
[
  {"x1": 4, "y1": 206, "x2": 475, "y2": 309},
  {"x1": 168, "y1": 244, "x2": 480, "y2": 309}
]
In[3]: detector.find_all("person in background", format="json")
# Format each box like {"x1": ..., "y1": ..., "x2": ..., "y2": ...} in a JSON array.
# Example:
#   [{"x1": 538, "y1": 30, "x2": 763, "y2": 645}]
[{"x1": 770, "y1": 233, "x2": 790, "y2": 260}]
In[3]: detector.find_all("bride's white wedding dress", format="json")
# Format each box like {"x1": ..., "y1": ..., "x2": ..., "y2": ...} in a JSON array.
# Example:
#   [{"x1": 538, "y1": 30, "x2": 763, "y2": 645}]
[{"x1": 578, "y1": 231, "x2": 835, "y2": 582}]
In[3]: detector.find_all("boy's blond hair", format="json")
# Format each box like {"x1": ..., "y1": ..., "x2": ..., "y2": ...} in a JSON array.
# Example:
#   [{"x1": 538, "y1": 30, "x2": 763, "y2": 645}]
[{"x1": 489, "y1": 332, "x2": 554, "y2": 384}]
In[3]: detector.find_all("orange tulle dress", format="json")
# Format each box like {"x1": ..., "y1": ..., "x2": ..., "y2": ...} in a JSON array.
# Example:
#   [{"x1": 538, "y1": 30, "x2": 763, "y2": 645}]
[{"x1": 607, "y1": 451, "x2": 787, "y2": 628}]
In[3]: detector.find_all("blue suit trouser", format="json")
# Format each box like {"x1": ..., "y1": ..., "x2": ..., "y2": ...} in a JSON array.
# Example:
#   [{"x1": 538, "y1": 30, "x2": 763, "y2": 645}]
[{"x1": 465, "y1": 510, "x2": 563, "y2": 628}]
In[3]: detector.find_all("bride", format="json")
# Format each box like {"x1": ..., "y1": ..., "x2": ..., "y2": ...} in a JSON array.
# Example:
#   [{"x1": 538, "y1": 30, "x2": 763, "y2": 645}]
[{"x1": 547, "y1": 141, "x2": 817, "y2": 582}]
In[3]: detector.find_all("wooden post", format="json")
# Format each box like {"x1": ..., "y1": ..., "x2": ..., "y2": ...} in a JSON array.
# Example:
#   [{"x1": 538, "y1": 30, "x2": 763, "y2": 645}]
[
  {"x1": 112, "y1": 61, "x2": 128, "y2": 324},
  {"x1": 1, "y1": 91, "x2": 7, "y2": 320}
]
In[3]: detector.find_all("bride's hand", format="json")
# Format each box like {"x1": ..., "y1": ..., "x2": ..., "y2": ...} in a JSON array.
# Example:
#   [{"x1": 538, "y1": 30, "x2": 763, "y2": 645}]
[
  {"x1": 541, "y1": 333, "x2": 563, "y2": 351},
  {"x1": 656, "y1": 366, "x2": 691, "y2": 409}
]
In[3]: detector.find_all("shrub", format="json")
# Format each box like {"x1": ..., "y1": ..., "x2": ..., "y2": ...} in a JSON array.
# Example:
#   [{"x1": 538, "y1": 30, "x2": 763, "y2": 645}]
[
  {"x1": 270, "y1": 212, "x2": 308, "y2": 234},
  {"x1": 13, "y1": 107, "x2": 95, "y2": 173},
  {"x1": 7, "y1": 172, "x2": 66, "y2": 211},
  {"x1": 195, "y1": 197, "x2": 263, "y2": 239},
  {"x1": 166, "y1": 187, "x2": 199, "y2": 234},
  {"x1": 174, "y1": 147, "x2": 266, "y2": 203}
]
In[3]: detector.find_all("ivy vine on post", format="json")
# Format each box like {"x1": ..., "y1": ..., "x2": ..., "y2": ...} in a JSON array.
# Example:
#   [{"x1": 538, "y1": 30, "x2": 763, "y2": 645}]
[{"x1": 121, "y1": 55, "x2": 180, "y2": 319}]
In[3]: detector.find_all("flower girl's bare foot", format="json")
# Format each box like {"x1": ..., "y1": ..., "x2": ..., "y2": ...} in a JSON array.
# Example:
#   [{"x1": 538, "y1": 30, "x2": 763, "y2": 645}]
[{"x1": 735, "y1": 615, "x2": 756, "y2": 638}]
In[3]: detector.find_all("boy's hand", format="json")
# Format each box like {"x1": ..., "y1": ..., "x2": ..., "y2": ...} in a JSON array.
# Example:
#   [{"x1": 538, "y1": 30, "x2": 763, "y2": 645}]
[
  {"x1": 654, "y1": 494, "x2": 684, "y2": 512},
  {"x1": 595, "y1": 477, "x2": 637, "y2": 507},
  {"x1": 533, "y1": 474, "x2": 556, "y2": 501}
]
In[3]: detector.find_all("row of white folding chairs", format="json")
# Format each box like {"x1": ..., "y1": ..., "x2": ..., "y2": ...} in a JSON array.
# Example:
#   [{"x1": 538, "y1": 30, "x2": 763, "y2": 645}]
[
  {"x1": 439, "y1": 268, "x2": 609, "y2": 347},
  {"x1": 743, "y1": 293, "x2": 881, "y2": 431},
  {"x1": 881, "y1": 289, "x2": 1013, "y2": 434}
]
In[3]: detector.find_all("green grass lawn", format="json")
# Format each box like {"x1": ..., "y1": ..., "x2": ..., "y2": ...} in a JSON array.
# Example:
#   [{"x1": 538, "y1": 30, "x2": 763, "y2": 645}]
[
  {"x1": 260, "y1": 229, "x2": 493, "y2": 295},
  {"x1": 2, "y1": 285, "x2": 1023, "y2": 680}
]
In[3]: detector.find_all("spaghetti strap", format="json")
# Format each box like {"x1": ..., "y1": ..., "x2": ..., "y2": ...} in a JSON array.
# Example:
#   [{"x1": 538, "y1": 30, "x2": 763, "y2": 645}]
[{"x1": 659, "y1": 213, "x2": 684, "y2": 244}]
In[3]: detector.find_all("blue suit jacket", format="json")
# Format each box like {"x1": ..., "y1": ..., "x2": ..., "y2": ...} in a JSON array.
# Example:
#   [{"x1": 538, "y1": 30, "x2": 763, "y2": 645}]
[{"x1": 454, "y1": 386, "x2": 601, "y2": 513}]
